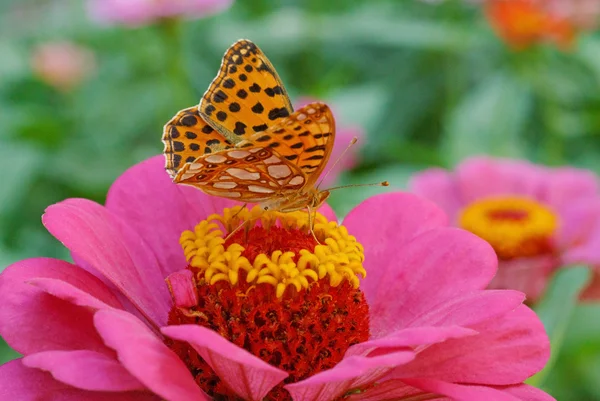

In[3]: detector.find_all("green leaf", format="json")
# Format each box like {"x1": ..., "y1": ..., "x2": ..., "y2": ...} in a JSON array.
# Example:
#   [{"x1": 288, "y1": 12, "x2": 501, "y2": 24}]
[{"x1": 527, "y1": 266, "x2": 591, "y2": 388}]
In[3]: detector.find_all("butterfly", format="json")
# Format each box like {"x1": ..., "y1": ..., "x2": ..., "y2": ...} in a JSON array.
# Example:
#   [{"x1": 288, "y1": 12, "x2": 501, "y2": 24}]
[{"x1": 162, "y1": 39, "x2": 335, "y2": 214}]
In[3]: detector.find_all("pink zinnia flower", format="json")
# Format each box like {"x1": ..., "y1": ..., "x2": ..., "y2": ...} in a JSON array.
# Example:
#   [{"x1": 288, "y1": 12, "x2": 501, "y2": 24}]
[
  {"x1": 31, "y1": 41, "x2": 96, "y2": 92},
  {"x1": 295, "y1": 97, "x2": 364, "y2": 187},
  {"x1": 409, "y1": 156, "x2": 600, "y2": 303},
  {"x1": 87, "y1": 0, "x2": 233, "y2": 27},
  {"x1": 0, "y1": 156, "x2": 551, "y2": 401}
]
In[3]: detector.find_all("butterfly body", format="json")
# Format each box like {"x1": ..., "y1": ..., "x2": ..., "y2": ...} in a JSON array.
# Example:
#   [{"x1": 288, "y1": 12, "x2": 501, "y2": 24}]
[{"x1": 162, "y1": 39, "x2": 336, "y2": 214}]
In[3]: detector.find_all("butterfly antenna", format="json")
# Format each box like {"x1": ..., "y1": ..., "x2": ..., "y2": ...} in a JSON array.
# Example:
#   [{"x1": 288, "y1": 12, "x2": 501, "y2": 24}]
[
  {"x1": 326, "y1": 181, "x2": 390, "y2": 192},
  {"x1": 316, "y1": 137, "x2": 358, "y2": 190}
]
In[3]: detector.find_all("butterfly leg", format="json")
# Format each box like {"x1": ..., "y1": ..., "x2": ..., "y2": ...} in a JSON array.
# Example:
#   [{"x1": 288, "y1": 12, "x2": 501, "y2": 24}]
[
  {"x1": 231, "y1": 203, "x2": 248, "y2": 220},
  {"x1": 224, "y1": 218, "x2": 251, "y2": 243},
  {"x1": 306, "y1": 205, "x2": 321, "y2": 245}
]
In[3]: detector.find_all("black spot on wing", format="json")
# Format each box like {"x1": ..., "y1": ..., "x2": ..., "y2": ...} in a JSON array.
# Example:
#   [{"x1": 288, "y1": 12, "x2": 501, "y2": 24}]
[
  {"x1": 216, "y1": 111, "x2": 227, "y2": 122},
  {"x1": 213, "y1": 90, "x2": 227, "y2": 103},
  {"x1": 222, "y1": 78, "x2": 235, "y2": 89},
  {"x1": 181, "y1": 115, "x2": 197, "y2": 126},
  {"x1": 305, "y1": 145, "x2": 326, "y2": 153},
  {"x1": 205, "y1": 105, "x2": 216, "y2": 116},
  {"x1": 253, "y1": 124, "x2": 268, "y2": 132},
  {"x1": 255, "y1": 135, "x2": 271, "y2": 142},
  {"x1": 252, "y1": 102, "x2": 264, "y2": 114},
  {"x1": 268, "y1": 108, "x2": 290, "y2": 121}
]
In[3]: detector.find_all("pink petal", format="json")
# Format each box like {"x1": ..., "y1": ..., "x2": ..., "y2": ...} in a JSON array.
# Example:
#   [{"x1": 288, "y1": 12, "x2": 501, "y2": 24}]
[
  {"x1": 0, "y1": 258, "x2": 118, "y2": 355},
  {"x1": 345, "y1": 379, "x2": 432, "y2": 401},
  {"x1": 355, "y1": 222, "x2": 498, "y2": 336},
  {"x1": 43, "y1": 198, "x2": 171, "y2": 327},
  {"x1": 556, "y1": 197, "x2": 600, "y2": 255},
  {"x1": 498, "y1": 384, "x2": 557, "y2": 401},
  {"x1": 389, "y1": 305, "x2": 549, "y2": 385},
  {"x1": 0, "y1": 359, "x2": 158, "y2": 401},
  {"x1": 344, "y1": 192, "x2": 448, "y2": 251},
  {"x1": 162, "y1": 324, "x2": 287, "y2": 401},
  {"x1": 488, "y1": 257, "x2": 557, "y2": 303},
  {"x1": 94, "y1": 309, "x2": 208, "y2": 401},
  {"x1": 26, "y1": 277, "x2": 117, "y2": 310},
  {"x1": 348, "y1": 381, "x2": 555, "y2": 401},
  {"x1": 23, "y1": 350, "x2": 145, "y2": 392},
  {"x1": 401, "y1": 378, "x2": 523, "y2": 401},
  {"x1": 407, "y1": 290, "x2": 525, "y2": 328},
  {"x1": 343, "y1": 193, "x2": 449, "y2": 334},
  {"x1": 408, "y1": 168, "x2": 463, "y2": 220},
  {"x1": 0, "y1": 359, "x2": 69, "y2": 400},
  {"x1": 284, "y1": 351, "x2": 415, "y2": 401},
  {"x1": 541, "y1": 167, "x2": 599, "y2": 211},
  {"x1": 317, "y1": 202, "x2": 338, "y2": 222},
  {"x1": 166, "y1": 270, "x2": 198, "y2": 308},
  {"x1": 346, "y1": 326, "x2": 477, "y2": 358},
  {"x1": 105, "y1": 156, "x2": 237, "y2": 279},
  {"x1": 455, "y1": 157, "x2": 544, "y2": 202}
]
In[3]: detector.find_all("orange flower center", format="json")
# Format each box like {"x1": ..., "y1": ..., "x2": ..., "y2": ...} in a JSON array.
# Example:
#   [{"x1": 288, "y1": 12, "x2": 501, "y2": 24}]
[
  {"x1": 459, "y1": 196, "x2": 558, "y2": 260},
  {"x1": 166, "y1": 206, "x2": 370, "y2": 401}
]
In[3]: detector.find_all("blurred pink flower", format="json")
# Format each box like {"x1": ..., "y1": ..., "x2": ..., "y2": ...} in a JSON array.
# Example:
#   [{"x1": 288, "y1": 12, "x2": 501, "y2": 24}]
[
  {"x1": 296, "y1": 97, "x2": 363, "y2": 187},
  {"x1": 0, "y1": 156, "x2": 551, "y2": 400},
  {"x1": 88, "y1": 0, "x2": 233, "y2": 26},
  {"x1": 31, "y1": 41, "x2": 96, "y2": 91},
  {"x1": 409, "y1": 156, "x2": 600, "y2": 303}
]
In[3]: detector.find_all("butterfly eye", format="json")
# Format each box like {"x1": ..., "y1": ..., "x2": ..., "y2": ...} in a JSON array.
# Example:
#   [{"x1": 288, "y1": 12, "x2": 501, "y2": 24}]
[{"x1": 263, "y1": 206, "x2": 269, "y2": 211}]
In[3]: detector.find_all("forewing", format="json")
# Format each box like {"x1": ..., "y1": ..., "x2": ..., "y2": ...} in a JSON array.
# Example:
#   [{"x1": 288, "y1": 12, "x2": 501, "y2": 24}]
[
  {"x1": 244, "y1": 102, "x2": 335, "y2": 188},
  {"x1": 199, "y1": 39, "x2": 294, "y2": 143},
  {"x1": 162, "y1": 106, "x2": 235, "y2": 178},
  {"x1": 173, "y1": 146, "x2": 307, "y2": 202}
]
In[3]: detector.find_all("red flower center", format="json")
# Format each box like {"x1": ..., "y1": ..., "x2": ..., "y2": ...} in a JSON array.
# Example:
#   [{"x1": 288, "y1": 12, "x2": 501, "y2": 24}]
[{"x1": 165, "y1": 207, "x2": 370, "y2": 401}]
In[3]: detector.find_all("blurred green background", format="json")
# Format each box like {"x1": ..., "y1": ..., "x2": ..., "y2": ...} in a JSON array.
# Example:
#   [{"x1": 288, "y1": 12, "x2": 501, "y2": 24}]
[{"x1": 2, "y1": 0, "x2": 600, "y2": 399}]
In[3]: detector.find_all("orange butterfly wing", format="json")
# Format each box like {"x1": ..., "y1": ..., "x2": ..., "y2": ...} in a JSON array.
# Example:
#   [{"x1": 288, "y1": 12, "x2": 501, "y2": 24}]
[
  {"x1": 244, "y1": 102, "x2": 336, "y2": 188},
  {"x1": 173, "y1": 146, "x2": 306, "y2": 202},
  {"x1": 199, "y1": 39, "x2": 294, "y2": 142},
  {"x1": 162, "y1": 106, "x2": 235, "y2": 178}
]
